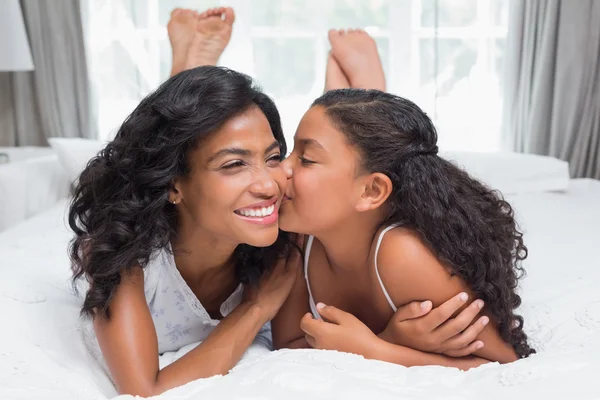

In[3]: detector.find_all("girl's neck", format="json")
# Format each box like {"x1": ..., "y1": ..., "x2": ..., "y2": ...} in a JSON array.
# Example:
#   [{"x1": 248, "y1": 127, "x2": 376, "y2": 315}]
[{"x1": 315, "y1": 210, "x2": 387, "y2": 274}]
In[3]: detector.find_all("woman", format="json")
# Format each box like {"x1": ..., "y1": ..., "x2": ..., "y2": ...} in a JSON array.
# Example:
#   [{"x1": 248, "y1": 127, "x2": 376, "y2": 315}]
[
  {"x1": 273, "y1": 89, "x2": 534, "y2": 368},
  {"x1": 69, "y1": 66, "x2": 301, "y2": 396}
]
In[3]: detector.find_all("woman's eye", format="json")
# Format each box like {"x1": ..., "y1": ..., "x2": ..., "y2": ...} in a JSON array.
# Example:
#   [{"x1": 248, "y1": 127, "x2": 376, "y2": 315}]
[
  {"x1": 266, "y1": 154, "x2": 282, "y2": 165},
  {"x1": 298, "y1": 155, "x2": 315, "y2": 165},
  {"x1": 221, "y1": 161, "x2": 245, "y2": 169}
]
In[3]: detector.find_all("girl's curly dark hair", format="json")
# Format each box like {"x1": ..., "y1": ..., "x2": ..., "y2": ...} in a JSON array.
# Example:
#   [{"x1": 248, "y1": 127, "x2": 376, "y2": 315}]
[
  {"x1": 313, "y1": 89, "x2": 535, "y2": 358},
  {"x1": 69, "y1": 66, "x2": 291, "y2": 319}
]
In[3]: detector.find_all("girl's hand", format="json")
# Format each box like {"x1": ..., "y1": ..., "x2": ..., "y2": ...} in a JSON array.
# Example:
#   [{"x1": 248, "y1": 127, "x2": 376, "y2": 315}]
[
  {"x1": 244, "y1": 235, "x2": 305, "y2": 319},
  {"x1": 379, "y1": 293, "x2": 489, "y2": 357},
  {"x1": 300, "y1": 303, "x2": 380, "y2": 356}
]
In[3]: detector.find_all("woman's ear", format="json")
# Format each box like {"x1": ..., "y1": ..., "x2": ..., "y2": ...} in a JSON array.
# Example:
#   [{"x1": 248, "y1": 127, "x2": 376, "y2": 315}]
[
  {"x1": 355, "y1": 172, "x2": 392, "y2": 212},
  {"x1": 169, "y1": 178, "x2": 182, "y2": 205}
]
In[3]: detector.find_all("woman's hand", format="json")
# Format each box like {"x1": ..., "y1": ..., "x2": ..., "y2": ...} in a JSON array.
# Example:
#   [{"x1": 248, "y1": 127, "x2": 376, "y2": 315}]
[
  {"x1": 244, "y1": 235, "x2": 305, "y2": 320},
  {"x1": 299, "y1": 303, "x2": 380, "y2": 356},
  {"x1": 379, "y1": 293, "x2": 489, "y2": 357}
]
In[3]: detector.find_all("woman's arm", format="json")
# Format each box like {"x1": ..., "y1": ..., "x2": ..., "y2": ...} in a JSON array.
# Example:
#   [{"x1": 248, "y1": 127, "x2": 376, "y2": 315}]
[
  {"x1": 271, "y1": 260, "x2": 311, "y2": 349},
  {"x1": 94, "y1": 266, "x2": 272, "y2": 396},
  {"x1": 377, "y1": 228, "x2": 518, "y2": 363},
  {"x1": 97, "y1": 257, "x2": 298, "y2": 397}
]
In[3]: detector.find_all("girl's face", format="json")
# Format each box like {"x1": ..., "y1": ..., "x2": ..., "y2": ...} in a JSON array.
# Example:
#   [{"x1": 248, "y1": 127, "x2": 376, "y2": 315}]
[
  {"x1": 279, "y1": 106, "x2": 365, "y2": 235},
  {"x1": 173, "y1": 106, "x2": 286, "y2": 247}
]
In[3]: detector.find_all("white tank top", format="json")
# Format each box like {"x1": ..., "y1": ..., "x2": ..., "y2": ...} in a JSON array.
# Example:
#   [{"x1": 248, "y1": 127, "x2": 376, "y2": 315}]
[
  {"x1": 304, "y1": 225, "x2": 399, "y2": 319},
  {"x1": 79, "y1": 245, "x2": 270, "y2": 375}
]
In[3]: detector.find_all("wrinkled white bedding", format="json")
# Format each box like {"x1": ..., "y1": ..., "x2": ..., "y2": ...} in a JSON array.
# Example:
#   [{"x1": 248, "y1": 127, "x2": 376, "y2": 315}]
[{"x1": 1, "y1": 180, "x2": 599, "y2": 400}]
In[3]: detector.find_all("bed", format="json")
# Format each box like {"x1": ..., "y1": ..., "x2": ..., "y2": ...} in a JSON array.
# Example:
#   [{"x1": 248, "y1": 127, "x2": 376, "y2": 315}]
[{"x1": 1, "y1": 144, "x2": 599, "y2": 399}]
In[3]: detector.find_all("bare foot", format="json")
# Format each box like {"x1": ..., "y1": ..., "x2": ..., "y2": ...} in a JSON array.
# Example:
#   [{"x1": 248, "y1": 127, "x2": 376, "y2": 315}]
[
  {"x1": 324, "y1": 51, "x2": 350, "y2": 92},
  {"x1": 328, "y1": 29, "x2": 386, "y2": 91},
  {"x1": 185, "y1": 7, "x2": 235, "y2": 69},
  {"x1": 168, "y1": 8, "x2": 198, "y2": 76}
]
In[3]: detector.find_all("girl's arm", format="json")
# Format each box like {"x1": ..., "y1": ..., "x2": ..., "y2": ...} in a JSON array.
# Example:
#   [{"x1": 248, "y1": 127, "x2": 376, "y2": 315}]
[
  {"x1": 377, "y1": 228, "x2": 519, "y2": 363},
  {"x1": 96, "y1": 260, "x2": 296, "y2": 397},
  {"x1": 272, "y1": 249, "x2": 489, "y2": 360},
  {"x1": 301, "y1": 304, "x2": 490, "y2": 370},
  {"x1": 368, "y1": 333, "x2": 490, "y2": 370}
]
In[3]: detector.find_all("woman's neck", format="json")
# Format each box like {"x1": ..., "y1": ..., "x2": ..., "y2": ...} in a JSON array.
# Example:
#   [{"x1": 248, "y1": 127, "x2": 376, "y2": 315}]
[
  {"x1": 315, "y1": 211, "x2": 387, "y2": 274},
  {"x1": 171, "y1": 224, "x2": 239, "y2": 285}
]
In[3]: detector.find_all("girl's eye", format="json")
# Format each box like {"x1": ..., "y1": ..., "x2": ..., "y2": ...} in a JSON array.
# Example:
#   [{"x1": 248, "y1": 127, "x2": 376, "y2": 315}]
[
  {"x1": 298, "y1": 155, "x2": 315, "y2": 165},
  {"x1": 221, "y1": 161, "x2": 245, "y2": 169},
  {"x1": 267, "y1": 154, "x2": 282, "y2": 165}
]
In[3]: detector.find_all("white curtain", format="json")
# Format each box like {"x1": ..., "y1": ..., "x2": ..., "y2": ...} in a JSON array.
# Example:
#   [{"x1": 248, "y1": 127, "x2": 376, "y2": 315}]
[
  {"x1": 81, "y1": 0, "x2": 509, "y2": 152},
  {"x1": 502, "y1": 0, "x2": 600, "y2": 179},
  {"x1": 0, "y1": 0, "x2": 93, "y2": 146}
]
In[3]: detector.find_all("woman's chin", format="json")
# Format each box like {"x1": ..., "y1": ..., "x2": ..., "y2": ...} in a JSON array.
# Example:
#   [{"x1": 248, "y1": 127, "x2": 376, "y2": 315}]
[{"x1": 243, "y1": 229, "x2": 280, "y2": 248}]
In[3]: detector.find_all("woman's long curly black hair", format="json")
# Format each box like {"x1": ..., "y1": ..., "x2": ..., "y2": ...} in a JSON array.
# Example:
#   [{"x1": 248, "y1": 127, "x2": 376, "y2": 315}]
[
  {"x1": 69, "y1": 66, "x2": 291, "y2": 319},
  {"x1": 313, "y1": 89, "x2": 534, "y2": 358}
]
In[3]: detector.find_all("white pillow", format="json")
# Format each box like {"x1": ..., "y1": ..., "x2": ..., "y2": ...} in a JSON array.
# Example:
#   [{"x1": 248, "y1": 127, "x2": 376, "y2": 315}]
[
  {"x1": 441, "y1": 151, "x2": 570, "y2": 195},
  {"x1": 48, "y1": 138, "x2": 107, "y2": 183},
  {"x1": 0, "y1": 155, "x2": 69, "y2": 231},
  {"x1": 0, "y1": 146, "x2": 55, "y2": 163}
]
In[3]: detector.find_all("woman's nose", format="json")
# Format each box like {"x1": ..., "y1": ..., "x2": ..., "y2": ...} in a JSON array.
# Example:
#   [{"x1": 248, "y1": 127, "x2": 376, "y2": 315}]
[{"x1": 249, "y1": 171, "x2": 278, "y2": 197}]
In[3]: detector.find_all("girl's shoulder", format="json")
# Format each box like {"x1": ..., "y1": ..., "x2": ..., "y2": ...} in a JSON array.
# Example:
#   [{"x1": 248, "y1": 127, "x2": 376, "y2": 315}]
[
  {"x1": 375, "y1": 225, "x2": 440, "y2": 280},
  {"x1": 375, "y1": 226, "x2": 431, "y2": 260}
]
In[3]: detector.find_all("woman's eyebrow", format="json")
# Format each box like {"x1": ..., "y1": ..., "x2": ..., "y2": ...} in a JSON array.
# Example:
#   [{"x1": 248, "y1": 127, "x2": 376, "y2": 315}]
[
  {"x1": 207, "y1": 147, "x2": 251, "y2": 163},
  {"x1": 263, "y1": 140, "x2": 280, "y2": 155}
]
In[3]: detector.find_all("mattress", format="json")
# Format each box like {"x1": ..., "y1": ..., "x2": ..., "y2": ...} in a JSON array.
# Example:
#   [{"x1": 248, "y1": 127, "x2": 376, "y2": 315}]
[{"x1": 1, "y1": 179, "x2": 599, "y2": 400}]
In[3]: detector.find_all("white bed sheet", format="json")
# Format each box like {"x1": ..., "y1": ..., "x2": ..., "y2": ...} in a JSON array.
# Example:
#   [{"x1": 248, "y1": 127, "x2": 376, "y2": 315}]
[{"x1": 1, "y1": 180, "x2": 599, "y2": 400}]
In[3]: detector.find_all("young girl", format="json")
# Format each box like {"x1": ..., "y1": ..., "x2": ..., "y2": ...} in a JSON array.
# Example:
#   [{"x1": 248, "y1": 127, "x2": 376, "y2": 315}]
[
  {"x1": 69, "y1": 66, "x2": 301, "y2": 396},
  {"x1": 272, "y1": 89, "x2": 535, "y2": 368}
]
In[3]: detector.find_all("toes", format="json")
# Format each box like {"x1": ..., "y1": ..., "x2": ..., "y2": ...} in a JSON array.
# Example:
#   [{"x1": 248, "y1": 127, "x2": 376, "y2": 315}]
[
  {"x1": 201, "y1": 6, "x2": 231, "y2": 20},
  {"x1": 170, "y1": 8, "x2": 182, "y2": 17},
  {"x1": 200, "y1": 8, "x2": 215, "y2": 18},
  {"x1": 224, "y1": 7, "x2": 235, "y2": 24},
  {"x1": 328, "y1": 28, "x2": 340, "y2": 42}
]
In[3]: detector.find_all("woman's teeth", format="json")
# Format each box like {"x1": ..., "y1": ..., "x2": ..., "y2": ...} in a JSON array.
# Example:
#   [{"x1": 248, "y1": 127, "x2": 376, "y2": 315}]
[{"x1": 238, "y1": 204, "x2": 275, "y2": 218}]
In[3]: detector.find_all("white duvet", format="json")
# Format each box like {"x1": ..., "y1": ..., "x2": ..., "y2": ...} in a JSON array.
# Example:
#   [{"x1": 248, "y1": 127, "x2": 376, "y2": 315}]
[{"x1": 1, "y1": 180, "x2": 599, "y2": 400}]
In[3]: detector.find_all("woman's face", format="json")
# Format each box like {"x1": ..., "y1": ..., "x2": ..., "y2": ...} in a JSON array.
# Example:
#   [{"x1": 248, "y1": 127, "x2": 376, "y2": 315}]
[
  {"x1": 279, "y1": 106, "x2": 364, "y2": 235},
  {"x1": 174, "y1": 105, "x2": 286, "y2": 247}
]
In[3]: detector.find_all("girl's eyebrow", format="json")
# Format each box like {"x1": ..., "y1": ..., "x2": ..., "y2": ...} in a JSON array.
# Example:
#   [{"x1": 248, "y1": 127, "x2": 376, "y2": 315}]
[{"x1": 298, "y1": 138, "x2": 326, "y2": 152}]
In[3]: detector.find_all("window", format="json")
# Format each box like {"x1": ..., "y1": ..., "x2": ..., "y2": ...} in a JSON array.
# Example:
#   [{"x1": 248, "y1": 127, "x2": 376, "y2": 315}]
[{"x1": 83, "y1": 0, "x2": 509, "y2": 151}]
